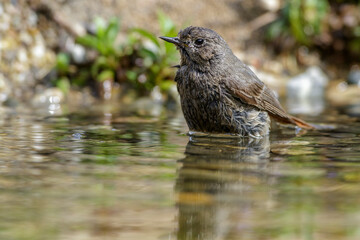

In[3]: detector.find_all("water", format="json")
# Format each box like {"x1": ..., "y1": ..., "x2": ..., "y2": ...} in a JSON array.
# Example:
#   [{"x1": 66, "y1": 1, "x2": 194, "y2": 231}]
[{"x1": 0, "y1": 105, "x2": 360, "y2": 240}]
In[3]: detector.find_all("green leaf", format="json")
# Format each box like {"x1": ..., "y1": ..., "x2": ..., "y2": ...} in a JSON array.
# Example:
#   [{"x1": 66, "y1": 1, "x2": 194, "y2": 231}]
[
  {"x1": 72, "y1": 70, "x2": 89, "y2": 87},
  {"x1": 97, "y1": 70, "x2": 114, "y2": 82},
  {"x1": 94, "y1": 17, "x2": 107, "y2": 39},
  {"x1": 139, "y1": 48, "x2": 158, "y2": 61},
  {"x1": 76, "y1": 35, "x2": 100, "y2": 50},
  {"x1": 125, "y1": 70, "x2": 138, "y2": 82},
  {"x1": 103, "y1": 18, "x2": 120, "y2": 56},
  {"x1": 354, "y1": 27, "x2": 360, "y2": 37},
  {"x1": 91, "y1": 56, "x2": 109, "y2": 78},
  {"x1": 157, "y1": 11, "x2": 175, "y2": 35},
  {"x1": 56, "y1": 77, "x2": 71, "y2": 94},
  {"x1": 159, "y1": 80, "x2": 174, "y2": 92},
  {"x1": 289, "y1": 0, "x2": 309, "y2": 44},
  {"x1": 131, "y1": 28, "x2": 160, "y2": 48},
  {"x1": 105, "y1": 18, "x2": 119, "y2": 44},
  {"x1": 77, "y1": 17, "x2": 120, "y2": 56},
  {"x1": 349, "y1": 39, "x2": 360, "y2": 54},
  {"x1": 164, "y1": 40, "x2": 177, "y2": 56},
  {"x1": 56, "y1": 53, "x2": 70, "y2": 73}
]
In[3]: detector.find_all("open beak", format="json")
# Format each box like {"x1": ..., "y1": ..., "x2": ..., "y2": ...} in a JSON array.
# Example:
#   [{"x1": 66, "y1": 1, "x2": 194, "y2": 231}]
[{"x1": 159, "y1": 36, "x2": 181, "y2": 46}]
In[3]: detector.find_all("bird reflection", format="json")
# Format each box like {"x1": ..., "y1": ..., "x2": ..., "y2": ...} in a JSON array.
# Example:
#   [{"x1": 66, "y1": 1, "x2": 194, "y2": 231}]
[{"x1": 175, "y1": 135, "x2": 271, "y2": 240}]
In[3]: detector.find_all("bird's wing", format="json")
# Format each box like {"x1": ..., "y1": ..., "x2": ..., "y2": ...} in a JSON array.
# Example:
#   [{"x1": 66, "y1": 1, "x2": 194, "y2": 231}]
[{"x1": 223, "y1": 63, "x2": 314, "y2": 129}]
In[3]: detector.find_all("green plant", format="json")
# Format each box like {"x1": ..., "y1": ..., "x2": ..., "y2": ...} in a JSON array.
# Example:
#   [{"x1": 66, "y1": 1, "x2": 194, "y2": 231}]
[
  {"x1": 126, "y1": 12, "x2": 179, "y2": 93},
  {"x1": 76, "y1": 17, "x2": 121, "y2": 83},
  {"x1": 267, "y1": 0, "x2": 329, "y2": 45},
  {"x1": 54, "y1": 53, "x2": 71, "y2": 94},
  {"x1": 51, "y1": 14, "x2": 179, "y2": 99}
]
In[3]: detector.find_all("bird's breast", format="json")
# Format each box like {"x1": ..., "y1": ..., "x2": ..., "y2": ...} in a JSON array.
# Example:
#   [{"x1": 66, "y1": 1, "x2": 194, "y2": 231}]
[
  {"x1": 176, "y1": 69, "x2": 232, "y2": 131},
  {"x1": 176, "y1": 69, "x2": 220, "y2": 102}
]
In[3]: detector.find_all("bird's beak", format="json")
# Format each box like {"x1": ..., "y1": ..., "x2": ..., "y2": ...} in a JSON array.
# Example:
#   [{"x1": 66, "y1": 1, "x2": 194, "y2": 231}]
[{"x1": 159, "y1": 36, "x2": 181, "y2": 46}]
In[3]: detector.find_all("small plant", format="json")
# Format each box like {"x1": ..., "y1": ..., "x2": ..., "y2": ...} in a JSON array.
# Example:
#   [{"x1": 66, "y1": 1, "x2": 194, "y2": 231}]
[
  {"x1": 53, "y1": 53, "x2": 71, "y2": 94},
  {"x1": 126, "y1": 12, "x2": 179, "y2": 94},
  {"x1": 267, "y1": 0, "x2": 360, "y2": 60},
  {"x1": 76, "y1": 17, "x2": 121, "y2": 83},
  {"x1": 267, "y1": 0, "x2": 329, "y2": 45},
  {"x1": 51, "y1": 14, "x2": 179, "y2": 100}
]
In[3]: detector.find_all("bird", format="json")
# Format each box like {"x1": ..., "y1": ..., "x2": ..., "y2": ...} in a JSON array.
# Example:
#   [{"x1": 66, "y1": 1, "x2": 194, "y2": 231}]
[{"x1": 160, "y1": 26, "x2": 314, "y2": 137}]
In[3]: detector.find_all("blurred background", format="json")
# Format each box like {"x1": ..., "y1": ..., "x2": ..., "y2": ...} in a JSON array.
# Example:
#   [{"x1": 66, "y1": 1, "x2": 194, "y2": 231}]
[{"x1": 1, "y1": 0, "x2": 359, "y2": 116}]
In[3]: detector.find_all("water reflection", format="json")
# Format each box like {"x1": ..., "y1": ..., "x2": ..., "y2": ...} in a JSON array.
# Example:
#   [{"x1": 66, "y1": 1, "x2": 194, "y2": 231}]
[
  {"x1": 176, "y1": 136, "x2": 270, "y2": 240},
  {"x1": 1, "y1": 107, "x2": 360, "y2": 239},
  {"x1": 174, "y1": 121, "x2": 360, "y2": 240}
]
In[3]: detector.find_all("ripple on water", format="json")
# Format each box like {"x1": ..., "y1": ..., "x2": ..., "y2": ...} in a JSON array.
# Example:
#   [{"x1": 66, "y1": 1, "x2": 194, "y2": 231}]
[{"x1": 0, "y1": 107, "x2": 360, "y2": 240}]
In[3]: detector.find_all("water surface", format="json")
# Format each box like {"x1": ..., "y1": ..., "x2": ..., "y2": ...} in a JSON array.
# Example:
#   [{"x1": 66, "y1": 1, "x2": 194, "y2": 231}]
[{"x1": 0, "y1": 105, "x2": 359, "y2": 240}]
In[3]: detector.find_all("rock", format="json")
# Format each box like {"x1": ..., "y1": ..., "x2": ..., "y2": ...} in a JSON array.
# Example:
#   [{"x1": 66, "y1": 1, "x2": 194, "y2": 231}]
[
  {"x1": 63, "y1": 37, "x2": 87, "y2": 64},
  {"x1": 327, "y1": 80, "x2": 360, "y2": 107},
  {"x1": 347, "y1": 69, "x2": 360, "y2": 86},
  {"x1": 344, "y1": 104, "x2": 360, "y2": 117},
  {"x1": 66, "y1": 88, "x2": 96, "y2": 109},
  {"x1": 32, "y1": 88, "x2": 64, "y2": 114},
  {"x1": 0, "y1": 1, "x2": 55, "y2": 103},
  {"x1": 131, "y1": 98, "x2": 163, "y2": 117},
  {"x1": 0, "y1": 73, "x2": 11, "y2": 104},
  {"x1": 130, "y1": 87, "x2": 164, "y2": 117},
  {"x1": 258, "y1": 0, "x2": 281, "y2": 12},
  {"x1": 287, "y1": 66, "x2": 329, "y2": 115}
]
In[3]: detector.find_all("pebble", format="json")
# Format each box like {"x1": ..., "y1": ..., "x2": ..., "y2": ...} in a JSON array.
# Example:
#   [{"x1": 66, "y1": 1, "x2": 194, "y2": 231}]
[
  {"x1": 287, "y1": 66, "x2": 329, "y2": 115},
  {"x1": 0, "y1": 73, "x2": 10, "y2": 103},
  {"x1": 0, "y1": 1, "x2": 55, "y2": 103},
  {"x1": 31, "y1": 88, "x2": 64, "y2": 115},
  {"x1": 347, "y1": 69, "x2": 360, "y2": 86}
]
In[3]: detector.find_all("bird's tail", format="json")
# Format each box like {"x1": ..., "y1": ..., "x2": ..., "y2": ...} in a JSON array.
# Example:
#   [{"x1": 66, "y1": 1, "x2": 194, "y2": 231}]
[{"x1": 291, "y1": 116, "x2": 315, "y2": 130}]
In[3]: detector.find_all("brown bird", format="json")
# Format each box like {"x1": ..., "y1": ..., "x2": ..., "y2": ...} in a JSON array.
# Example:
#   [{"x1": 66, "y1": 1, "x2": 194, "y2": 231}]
[{"x1": 160, "y1": 26, "x2": 314, "y2": 137}]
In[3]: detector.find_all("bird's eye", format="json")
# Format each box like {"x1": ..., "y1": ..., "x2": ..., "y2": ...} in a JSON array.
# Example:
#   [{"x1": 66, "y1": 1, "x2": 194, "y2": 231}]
[{"x1": 194, "y1": 39, "x2": 204, "y2": 45}]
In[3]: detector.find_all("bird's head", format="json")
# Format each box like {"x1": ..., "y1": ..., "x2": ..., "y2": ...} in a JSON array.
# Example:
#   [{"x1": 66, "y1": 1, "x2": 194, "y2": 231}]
[{"x1": 160, "y1": 26, "x2": 230, "y2": 72}]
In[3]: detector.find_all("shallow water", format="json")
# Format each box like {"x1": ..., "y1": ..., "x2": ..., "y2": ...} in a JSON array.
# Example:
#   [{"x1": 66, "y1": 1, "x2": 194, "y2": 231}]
[{"x1": 0, "y1": 105, "x2": 360, "y2": 240}]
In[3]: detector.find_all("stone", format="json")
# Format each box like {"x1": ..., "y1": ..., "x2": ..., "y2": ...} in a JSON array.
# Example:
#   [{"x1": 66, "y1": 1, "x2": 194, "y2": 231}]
[
  {"x1": 347, "y1": 69, "x2": 360, "y2": 86},
  {"x1": 287, "y1": 66, "x2": 329, "y2": 115}
]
